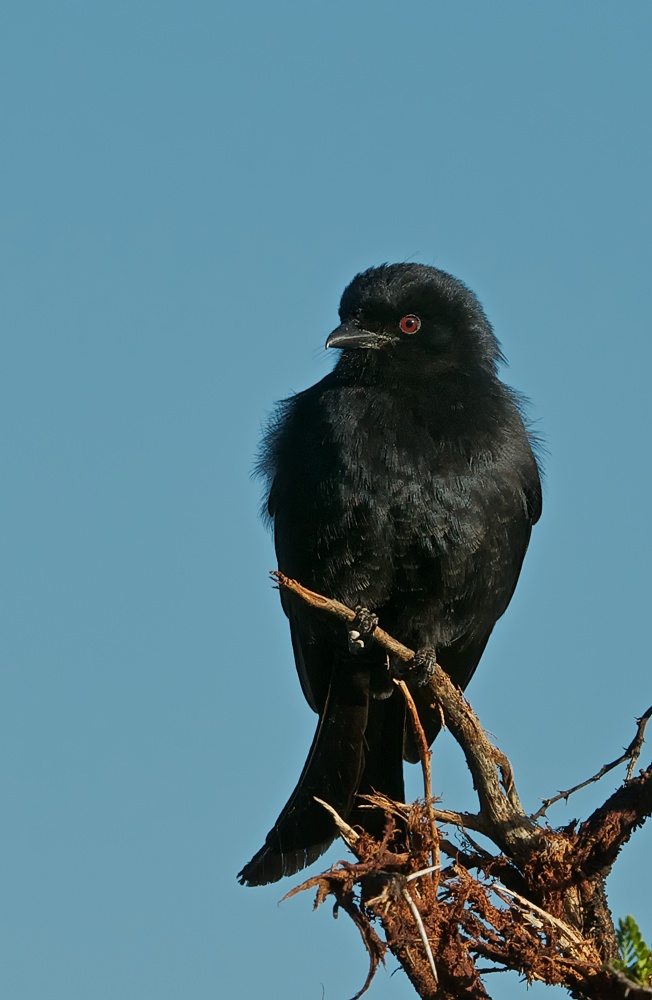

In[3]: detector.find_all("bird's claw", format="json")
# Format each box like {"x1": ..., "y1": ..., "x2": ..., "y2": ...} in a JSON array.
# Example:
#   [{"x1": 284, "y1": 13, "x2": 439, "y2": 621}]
[
  {"x1": 392, "y1": 646, "x2": 437, "y2": 686},
  {"x1": 347, "y1": 606, "x2": 379, "y2": 654}
]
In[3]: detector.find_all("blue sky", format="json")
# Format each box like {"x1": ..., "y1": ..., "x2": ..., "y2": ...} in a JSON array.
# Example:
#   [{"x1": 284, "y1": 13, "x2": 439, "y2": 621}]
[{"x1": 2, "y1": 2, "x2": 651, "y2": 998}]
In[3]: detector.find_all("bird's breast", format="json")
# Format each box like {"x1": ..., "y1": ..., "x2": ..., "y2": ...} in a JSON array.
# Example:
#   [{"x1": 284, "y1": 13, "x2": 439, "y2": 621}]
[{"x1": 313, "y1": 389, "x2": 510, "y2": 602}]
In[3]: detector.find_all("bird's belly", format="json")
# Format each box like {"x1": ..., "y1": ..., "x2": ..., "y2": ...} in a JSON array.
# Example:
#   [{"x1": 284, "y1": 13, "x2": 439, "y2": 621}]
[{"x1": 317, "y1": 462, "x2": 516, "y2": 648}]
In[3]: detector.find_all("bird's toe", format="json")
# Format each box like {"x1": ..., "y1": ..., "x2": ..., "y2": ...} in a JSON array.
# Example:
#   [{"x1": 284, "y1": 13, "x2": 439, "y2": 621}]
[
  {"x1": 392, "y1": 646, "x2": 437, "y2": 686},
  {"x1": 347, "y1": 605, "x2": 379, "y2": 654}
]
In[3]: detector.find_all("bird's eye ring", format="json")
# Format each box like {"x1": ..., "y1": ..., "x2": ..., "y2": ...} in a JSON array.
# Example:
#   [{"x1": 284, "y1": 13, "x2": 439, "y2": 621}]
[{"x1": 399, "y1": 314, "x2": 421, "y2": 335}]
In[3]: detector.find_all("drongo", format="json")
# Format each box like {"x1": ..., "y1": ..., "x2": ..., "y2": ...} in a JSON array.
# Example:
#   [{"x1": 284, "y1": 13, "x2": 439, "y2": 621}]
[{"x1": 238, "y1": 263, "x2": 541, "y2": 887}]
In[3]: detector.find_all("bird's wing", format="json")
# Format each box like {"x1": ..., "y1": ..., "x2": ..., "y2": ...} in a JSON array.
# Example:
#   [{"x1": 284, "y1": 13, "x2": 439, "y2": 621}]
[{"x1": 284, "y1": 598, "x2": 333, "y2": 714}]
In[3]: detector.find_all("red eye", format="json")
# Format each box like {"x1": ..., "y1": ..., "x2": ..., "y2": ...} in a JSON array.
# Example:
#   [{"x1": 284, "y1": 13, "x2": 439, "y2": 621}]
[{"x1": 399, "y1": 314, "x2": 421, "y2": 335}]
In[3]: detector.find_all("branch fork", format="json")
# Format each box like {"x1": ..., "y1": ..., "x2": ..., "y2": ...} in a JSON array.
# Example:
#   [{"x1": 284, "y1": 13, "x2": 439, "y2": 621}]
[{"x1": 272, "y1": 572, "x2": 652, "y2": 1000}]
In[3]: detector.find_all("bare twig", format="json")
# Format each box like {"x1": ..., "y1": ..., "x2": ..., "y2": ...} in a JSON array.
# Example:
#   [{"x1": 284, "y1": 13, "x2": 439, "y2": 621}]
[
  {"x1": 492, "y1": 883, "x2": 586, "y2": 949},
  {"x1": 282, "y1": 863, "x2": 386, "y2": 1000},
  {"x1": 406, "y1": 865, "x2": 441, "y2": 883},
  {"x1": 314, "y1": 797, "x2": 360, "y2": 847},
  {"x1": 272, "y1": 572, "x2": 412, "y2": 663},
  {"x1": 402, "y1": 886, "x2": 438, "y2": 984},
  {"x1": 431, "y1": 808, "x2": 487, "y2": 833},
  {"x1": 626, "y1": 706, "x2": 652, "y2": 778},
  {"x1": 532, "y1": 706, "x2": 652, "y2": 820},
  {"x1": 396, "y1": 677, "x2": 440, "y2": 880}
]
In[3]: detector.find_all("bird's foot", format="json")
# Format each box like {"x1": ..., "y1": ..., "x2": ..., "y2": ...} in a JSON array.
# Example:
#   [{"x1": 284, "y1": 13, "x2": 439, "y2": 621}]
[
  {"x1": 392, "y1": 645, "x2": 437, "y2": 686},
  {"x1": 347, "y1": 606, "x2": 379, "y2": 654}
]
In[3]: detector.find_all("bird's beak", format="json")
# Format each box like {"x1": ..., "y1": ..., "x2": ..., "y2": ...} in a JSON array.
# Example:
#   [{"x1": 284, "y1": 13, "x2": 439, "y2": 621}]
[{"x1": 325, "y1": 323, "x2": 394, "y2": 351}]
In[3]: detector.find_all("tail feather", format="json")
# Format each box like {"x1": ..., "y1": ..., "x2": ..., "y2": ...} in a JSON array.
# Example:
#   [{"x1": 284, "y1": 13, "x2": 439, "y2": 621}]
[
  {"x1": 238, "y1": 661, "x2": 406, "y2": 887},
  {"x1": 238, "y1": 660, "x2": 370, "y2": 886}
]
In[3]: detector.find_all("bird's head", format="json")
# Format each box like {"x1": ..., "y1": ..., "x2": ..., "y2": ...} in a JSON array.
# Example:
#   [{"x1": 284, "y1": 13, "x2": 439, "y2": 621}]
[{"x1": 327, "y1": 263, "x2": 503, "y2": 375}]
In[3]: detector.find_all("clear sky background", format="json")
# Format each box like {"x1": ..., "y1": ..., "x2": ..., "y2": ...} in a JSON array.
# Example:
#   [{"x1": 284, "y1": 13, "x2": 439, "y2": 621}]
[{"x1": 2, "y1": 2, "x2": 651, "y2": 998}]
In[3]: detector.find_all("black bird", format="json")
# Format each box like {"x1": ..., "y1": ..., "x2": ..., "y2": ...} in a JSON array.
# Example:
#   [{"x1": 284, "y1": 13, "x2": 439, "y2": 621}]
[{"x1": 238, "y1": 263, "x2": 541, "y2": 887}]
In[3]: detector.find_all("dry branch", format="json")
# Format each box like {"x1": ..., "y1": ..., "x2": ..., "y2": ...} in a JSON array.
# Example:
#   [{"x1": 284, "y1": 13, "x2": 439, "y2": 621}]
[
  {"x1": 272, "y1": 573, "x2": 652, "y2": 1000},
  {"x1": 532, "y1": 706, "x2": 652, "y2": 820}
]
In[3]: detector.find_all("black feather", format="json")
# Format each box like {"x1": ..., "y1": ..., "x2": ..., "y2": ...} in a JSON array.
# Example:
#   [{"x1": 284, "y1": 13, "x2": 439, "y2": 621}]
[{"x1": 238, "y1": 263, "x2": 541, "y2": 886}]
